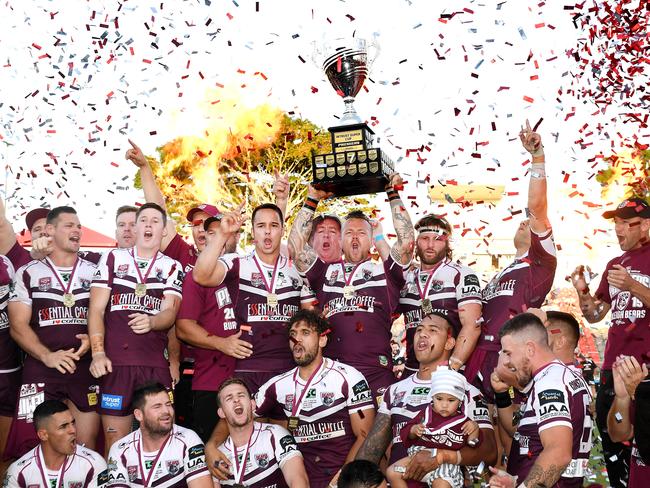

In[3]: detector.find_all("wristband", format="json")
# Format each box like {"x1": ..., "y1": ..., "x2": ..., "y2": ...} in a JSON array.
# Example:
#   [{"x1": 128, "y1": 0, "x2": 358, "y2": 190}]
[
  {"x1": 303, "y1": 198, "x2": 318, "y2": 212},
  {"x1": 374, "y1": 234, "x2": 384, "y2": 242},
  {"x1": 495, "y1": 390, "x2": 513, "y2": 409},
  {"x1": 532, "y1": 154, "x2": 545, "y2": 163},
  {"x1": 387, "y1": 189, "x2": 400, "y2": 202}
]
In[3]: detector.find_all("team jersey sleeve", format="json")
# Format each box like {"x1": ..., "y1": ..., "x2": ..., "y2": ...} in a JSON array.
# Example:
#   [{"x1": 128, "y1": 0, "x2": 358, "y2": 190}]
[
  {"x1": 176, "y1": 273, "x2": 204, "y2": 321},
  {"x1": 85, "y1": 450, "x2": 109, "y2": 488},
  {"x1": 106, "y1": 445, "x2": 129, "y2": 488},
  {"x1": 271, "y1": 425, "x2": 303, "y2": 468},
  {"x1": 3, "y1": 458, "x2": 21, "y2": 488},
  {"x1": 595, "y1": 260, "x2": 614, "y2": 304},
  {"x1": 91, "y1": 250, "x2": 115, "y2": 289},
  {"x1": 465, "y1": 386, "x2": 493, "y2": 430},
  {"x1": 383, "y1": 255, "x2": 407, "y2": 288},
  {"x1": 254, "y1": 377, "x2": 283, "y2": 419},
  {"x1": 377, "y1": 385, "x2": 394, "y2": 415},
  {"x1": 163, "y1": 234, "x2": 191, "y2": 262},
  {"x1": 300, "y1": 283, "x2": 316, "y2": 306},
  {"x1": 9, "y1": 264, "x2": 31, "y2": 306},
  {"x1": 163, "y1": 259, "x2": 184, "y2": 298},
  {"x1": 399, "y1": 410, "x2": 425, "y2": 448},
  {"x1": 183, "y1": 430, "x2": 209, "y2": 483},
  {"x1": 6, "y1": 241, "x2": 31, "y2": 270},
  {"x1": 455, "y1": 266, "x2": 482, "y2": 305},
  {"x1": 535, "y1": 372, "x2": 573, "y2": 432},
  {"x1": 303, "y1": 258, "x2": 329, "y2": 292},
  {"x1": 528, "y1": 228, "x2": 557, "y2": 266},
  {"x1": 79, "y1": 251, "x2": 103, "y2": 266},
  {"x1": 345, "y1": 366, "x2": 374, "y2": 414}
]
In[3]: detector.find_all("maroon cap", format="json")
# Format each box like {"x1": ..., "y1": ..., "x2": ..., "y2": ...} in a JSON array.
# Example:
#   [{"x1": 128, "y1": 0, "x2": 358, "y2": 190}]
[
  {"x1": 25, "y1": 208, "x2": 50, "y2": 231},
  {"x1": 186, "y1": 204, "x2": 221, "y2": 223},
  {"x1": 602, "y1": 197, "x2": 650, "y2": 219}
]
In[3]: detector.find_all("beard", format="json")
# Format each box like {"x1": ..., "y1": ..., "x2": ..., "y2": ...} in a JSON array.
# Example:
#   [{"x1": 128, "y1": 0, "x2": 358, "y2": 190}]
[
  {"x1": 416, "y1": 245, "x2": 447, "y2": 266},
  {"x1": 143, "y1": 416, "x2": 173, "y2": 438},
  {"x1": 293, "y1": 346, "x2": 318, "y2": 367},
  {"x1": 228, "y1": 408, "x2": 253, "y2": 428}
]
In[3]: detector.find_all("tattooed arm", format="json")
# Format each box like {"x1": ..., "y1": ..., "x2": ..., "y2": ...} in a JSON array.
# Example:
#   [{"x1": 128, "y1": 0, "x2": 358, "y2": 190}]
[
  {"x1": 386, "y1": 174, "x2": 415, "y2": 266},
  {"x1": 287, "y1": 185, "x2": 331, "y2": 273},
  {"x1": 522, "y1": 425, "x2": 572, "y2": 487},
  {"x1": 355, "y1": 412, "x2": 392, "y2": 465}
]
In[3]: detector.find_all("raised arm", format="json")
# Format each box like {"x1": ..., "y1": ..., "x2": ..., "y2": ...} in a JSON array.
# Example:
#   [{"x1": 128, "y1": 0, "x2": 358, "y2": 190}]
[
  {"x1": 569, "y1": 265, "x2": 610, "y2": 323},
  {"x1": 126, "y1": 139, "x2": 177, "y2": 250},
  {"x1": 192, "y1": 205, "x2": 245, "y2": 287},
  {"x1": 386, "y1": 174, "x2": 415, "y2": 266},
  {"x1": 272, "y1": 171, "x2": 290, "y2": 220},
  {"x1": 520, "y1": 120, "x2": 549, "y2": 233},
  {"x1": 371, "y1": 219, "x2": 390, "y2": 261},
  {"x1": 287, "y1": 185, "x2": 331, "y2": 272},
  {"x1": 0, "y1": 195, "x2": 17, "y2": 255}
]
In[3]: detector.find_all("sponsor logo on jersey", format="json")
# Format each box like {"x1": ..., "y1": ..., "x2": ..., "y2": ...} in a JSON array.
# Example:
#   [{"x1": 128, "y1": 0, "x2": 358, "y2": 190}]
[
  {"x1": 352, "y1": 380, "x2": 370, "y2": 395},
  {"x1": 362, "y1": 269, "x2": 373, "y2": 281},
  {"x1": 538, "y1": 389, "x2": 564, "y2": 405},
  {"x1": 284, "y1": 394, "x2": 295, "y2": 410},
  {"x1": 250, "y1": 272, "x2": 264, "y2": 288},
  {"x1": 215, "y1": 287, "x2": 232, "y2": 307},
  {"x1": 393, "y1": 391, "x2": 406, "y2": 405},
  {"x1": 97, "y1": 470, "x2": 109, "y2": 486},
  {"x1": 101, "y1": 394, "x2": 123, "y2": 410},
  {"x1": 431, "y1": 280, "x2": 443, "y2": 292},
  {"x1": 68, "y1": 482, "x2": 82, "y2": 488},
  {"x1": 305, "y1": 388, "x2": 316, "y2": 399},
  {"x1": 189, "y1": 445, "x2": 205, "y2": 460},
  {"x1": 116, "y1": 264, "x2": 129, "y2": 278},
  {"x1": 38, "y1": 277, "x2": 52, "y2": 291},
  {"x1": 411, "y1": 386, "x2": 430, "y2": 396},
  {"x1": 279, "y1": 435, "x2": 297, "y2": 452},
  {"x1": 327, "y1": 270, "x2": 339, "y2": 286}
]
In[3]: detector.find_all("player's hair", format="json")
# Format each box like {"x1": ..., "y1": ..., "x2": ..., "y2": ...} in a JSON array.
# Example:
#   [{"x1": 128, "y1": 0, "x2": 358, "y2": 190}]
[
  {"x1": 251, "y1": 203, "x2": 284, "y2": 226},
  {"x1": 546, "y1": 310, "x2": 581, "y2": 349},
  {"x1": 131, "y1": 382, "x2": 169, "y2": 412},
  {"x1": 500, "y1": 312, "x2": 549, "y2": 346},
  {"x1": 216, "y1": 377, "x2": 252, "y2": 408},
  {"x1": 421, "y1": 311, "x2": 457, "y2": 339},
  {"x1": 309, "y1": 214, "x2": 342, "y2": 243},
  {"x1": 344, "y1": 210, "x2": 371, "y2": 225},
  {"x1": 286, "y1": 309, "x2": 331, "y2": 336},
  {"x1": 115, "y1": 205, "x2": 138, "y2": 222},
  {"x1": 415, "y1": 214, "x2": 453, "y2": 259},
  {"x1": 33, "y1": 400, "x2": 69, "y2": 431},
  {"x1": 136, "y1": 202, "x2": 167, "y2": 226},
  {"x1": 46, "y1": 206, "x2": 77, "y2": 225},
  {"x1": 338, "y1": 460, "x2": 386, "y2": 488}
]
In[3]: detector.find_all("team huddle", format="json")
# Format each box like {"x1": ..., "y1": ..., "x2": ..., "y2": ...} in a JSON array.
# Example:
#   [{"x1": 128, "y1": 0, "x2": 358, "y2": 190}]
[{"x1": 1, "y1": 123, "x2": 649, "y2": 488}]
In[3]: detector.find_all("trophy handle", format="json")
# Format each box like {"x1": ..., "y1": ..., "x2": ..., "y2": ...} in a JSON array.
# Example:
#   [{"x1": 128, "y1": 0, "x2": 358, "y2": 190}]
[{"x1": 366, "y1": 33, "x2": 381, "y2": 71}]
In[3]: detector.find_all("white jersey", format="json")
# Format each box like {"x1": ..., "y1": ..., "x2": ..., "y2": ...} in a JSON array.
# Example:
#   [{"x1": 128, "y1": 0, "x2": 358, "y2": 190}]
[
  {"x1": 106, "y1": 425, "x2": 208, "y2": 488},
  {"x1": 217, "y1": 423, "x2": 301, "y2": 487},
  {"x1": 379, "y1": 369, "x2": 492, "y2": 464},
  {"x1": 5, "y1": 444, "x2": 107, "y2": 488}
]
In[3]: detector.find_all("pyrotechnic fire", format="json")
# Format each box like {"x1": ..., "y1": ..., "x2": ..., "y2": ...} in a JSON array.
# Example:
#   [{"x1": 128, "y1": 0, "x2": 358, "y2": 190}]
[{"x1": 597, "y1": 148, "x2": 650, "y2": 205}]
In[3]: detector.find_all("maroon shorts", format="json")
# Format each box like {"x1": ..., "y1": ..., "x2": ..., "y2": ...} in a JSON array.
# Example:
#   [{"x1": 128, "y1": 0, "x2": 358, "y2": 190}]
[
  {"x1": 100, "y1": 366, "x2": 171, "y2": 416},
  {"x1": 472, "y1": 349, "x2": 500, "y2": 404},
  {"x1": 4, "y1": 374, "x2": 100, "y2": 460},
  {"x1": 0, "y1": 369, "x2": 21, "y2": 416}
]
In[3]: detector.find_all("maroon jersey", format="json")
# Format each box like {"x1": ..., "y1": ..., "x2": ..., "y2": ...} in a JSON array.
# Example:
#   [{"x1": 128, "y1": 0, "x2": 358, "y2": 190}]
[
  {"x1": 507, "y1": 361, "x2": 593, "y2": 487},
  {"x1": 163, "y1": 234, "x2": 197, "y2": 274},
  {"x1": 400, "y1": 407, "x2": 470, "y2": 451},
  {"x1": 255, "y1": 358, "x2": 374, "y2": 488},
  {"x1": 219, "y1": 252, "x2": 311, "y2": 373},
  {"x1": 1, "y1": 256, "x2": 21, "y2": 373},
  {"x1": 595, "y1": 242, "x2": 650, "y2": 369},
  {"x1": 399, "y1": 259, "x2": 481, "y2": 369},
  {"x1": 176, "y1": 271, "x2": 238, "y2": 391},
  {"x1": 6, "y1": 242, "x2": 31, "y2": 270},
  {"x1": 10, "y1": 257, "x2": 96, "y2": 380},
  {"x1": 304, "y1": 256, "x2": 406, "y2": 372},
  {"x1": 91, "y1": 248, "x2": 183, "y2": 369},
  {"x1": 480, "y1": 228, "x2": 556, "y2": 351}
]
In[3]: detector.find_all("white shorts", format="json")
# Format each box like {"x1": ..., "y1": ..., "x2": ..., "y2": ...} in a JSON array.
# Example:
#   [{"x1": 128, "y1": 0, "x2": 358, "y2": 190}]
[{"x1": 407, "y1": 445, "x2": 463, "y2": 488}]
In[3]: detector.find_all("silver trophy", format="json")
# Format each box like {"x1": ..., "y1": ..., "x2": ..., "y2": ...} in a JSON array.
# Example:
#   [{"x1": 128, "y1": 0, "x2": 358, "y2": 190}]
[{"x1": 311, "y1": 37, "x2": 394, "y2": 197}]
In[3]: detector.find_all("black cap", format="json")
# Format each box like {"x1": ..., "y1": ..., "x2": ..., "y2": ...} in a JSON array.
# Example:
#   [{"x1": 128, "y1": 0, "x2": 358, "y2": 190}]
[
  {"x1": 602, "y1": 197, "x2": 650, "y2": 219},
  {"x1": 203, "y1": 214, "x2": 223, "y2": 231}
]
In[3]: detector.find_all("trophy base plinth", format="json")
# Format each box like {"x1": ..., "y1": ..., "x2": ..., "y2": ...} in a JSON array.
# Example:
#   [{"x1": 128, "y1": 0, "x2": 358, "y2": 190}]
[{"x1": 312, "y1": 146, "x2": 394, "y2": 198}]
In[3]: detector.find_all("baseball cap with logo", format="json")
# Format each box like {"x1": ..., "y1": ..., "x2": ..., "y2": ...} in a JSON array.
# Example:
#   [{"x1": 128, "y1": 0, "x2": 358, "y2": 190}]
[
  {"x1": 602, "y1": 197, "x2": 650, "y2": 220},
  {"x1": 186, "y1": 204, "x2": 221, "y2": 223},
  {"x1": 25, "y1": 208, "x2": 50, "y2": 231}
]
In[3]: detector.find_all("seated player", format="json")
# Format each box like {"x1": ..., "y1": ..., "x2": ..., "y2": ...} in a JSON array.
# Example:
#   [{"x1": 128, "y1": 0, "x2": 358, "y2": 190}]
[
  {"x1": 4, "y1": 400, "x2": 107, "y2": 488},
  {"x1": 214, "y1": 378, "x2": 308, "y2": 487},
  {"x1": 387, "y1": 369, "x2": 479, "y2": 488},
  {"x1": 106, "y1": 383, "x2": 211, "y2": 488}
]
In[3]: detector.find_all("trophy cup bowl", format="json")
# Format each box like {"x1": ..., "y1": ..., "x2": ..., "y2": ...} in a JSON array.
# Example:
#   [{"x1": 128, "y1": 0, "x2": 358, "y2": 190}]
[{"x1": 311, "y1": 37, "x2": 394, "y2": 197}]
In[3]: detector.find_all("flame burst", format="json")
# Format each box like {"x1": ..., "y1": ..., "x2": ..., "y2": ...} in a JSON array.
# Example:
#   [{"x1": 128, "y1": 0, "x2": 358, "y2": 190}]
[{"x1": 597, "y1": 147, "x2": 650, "y2": 205}]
